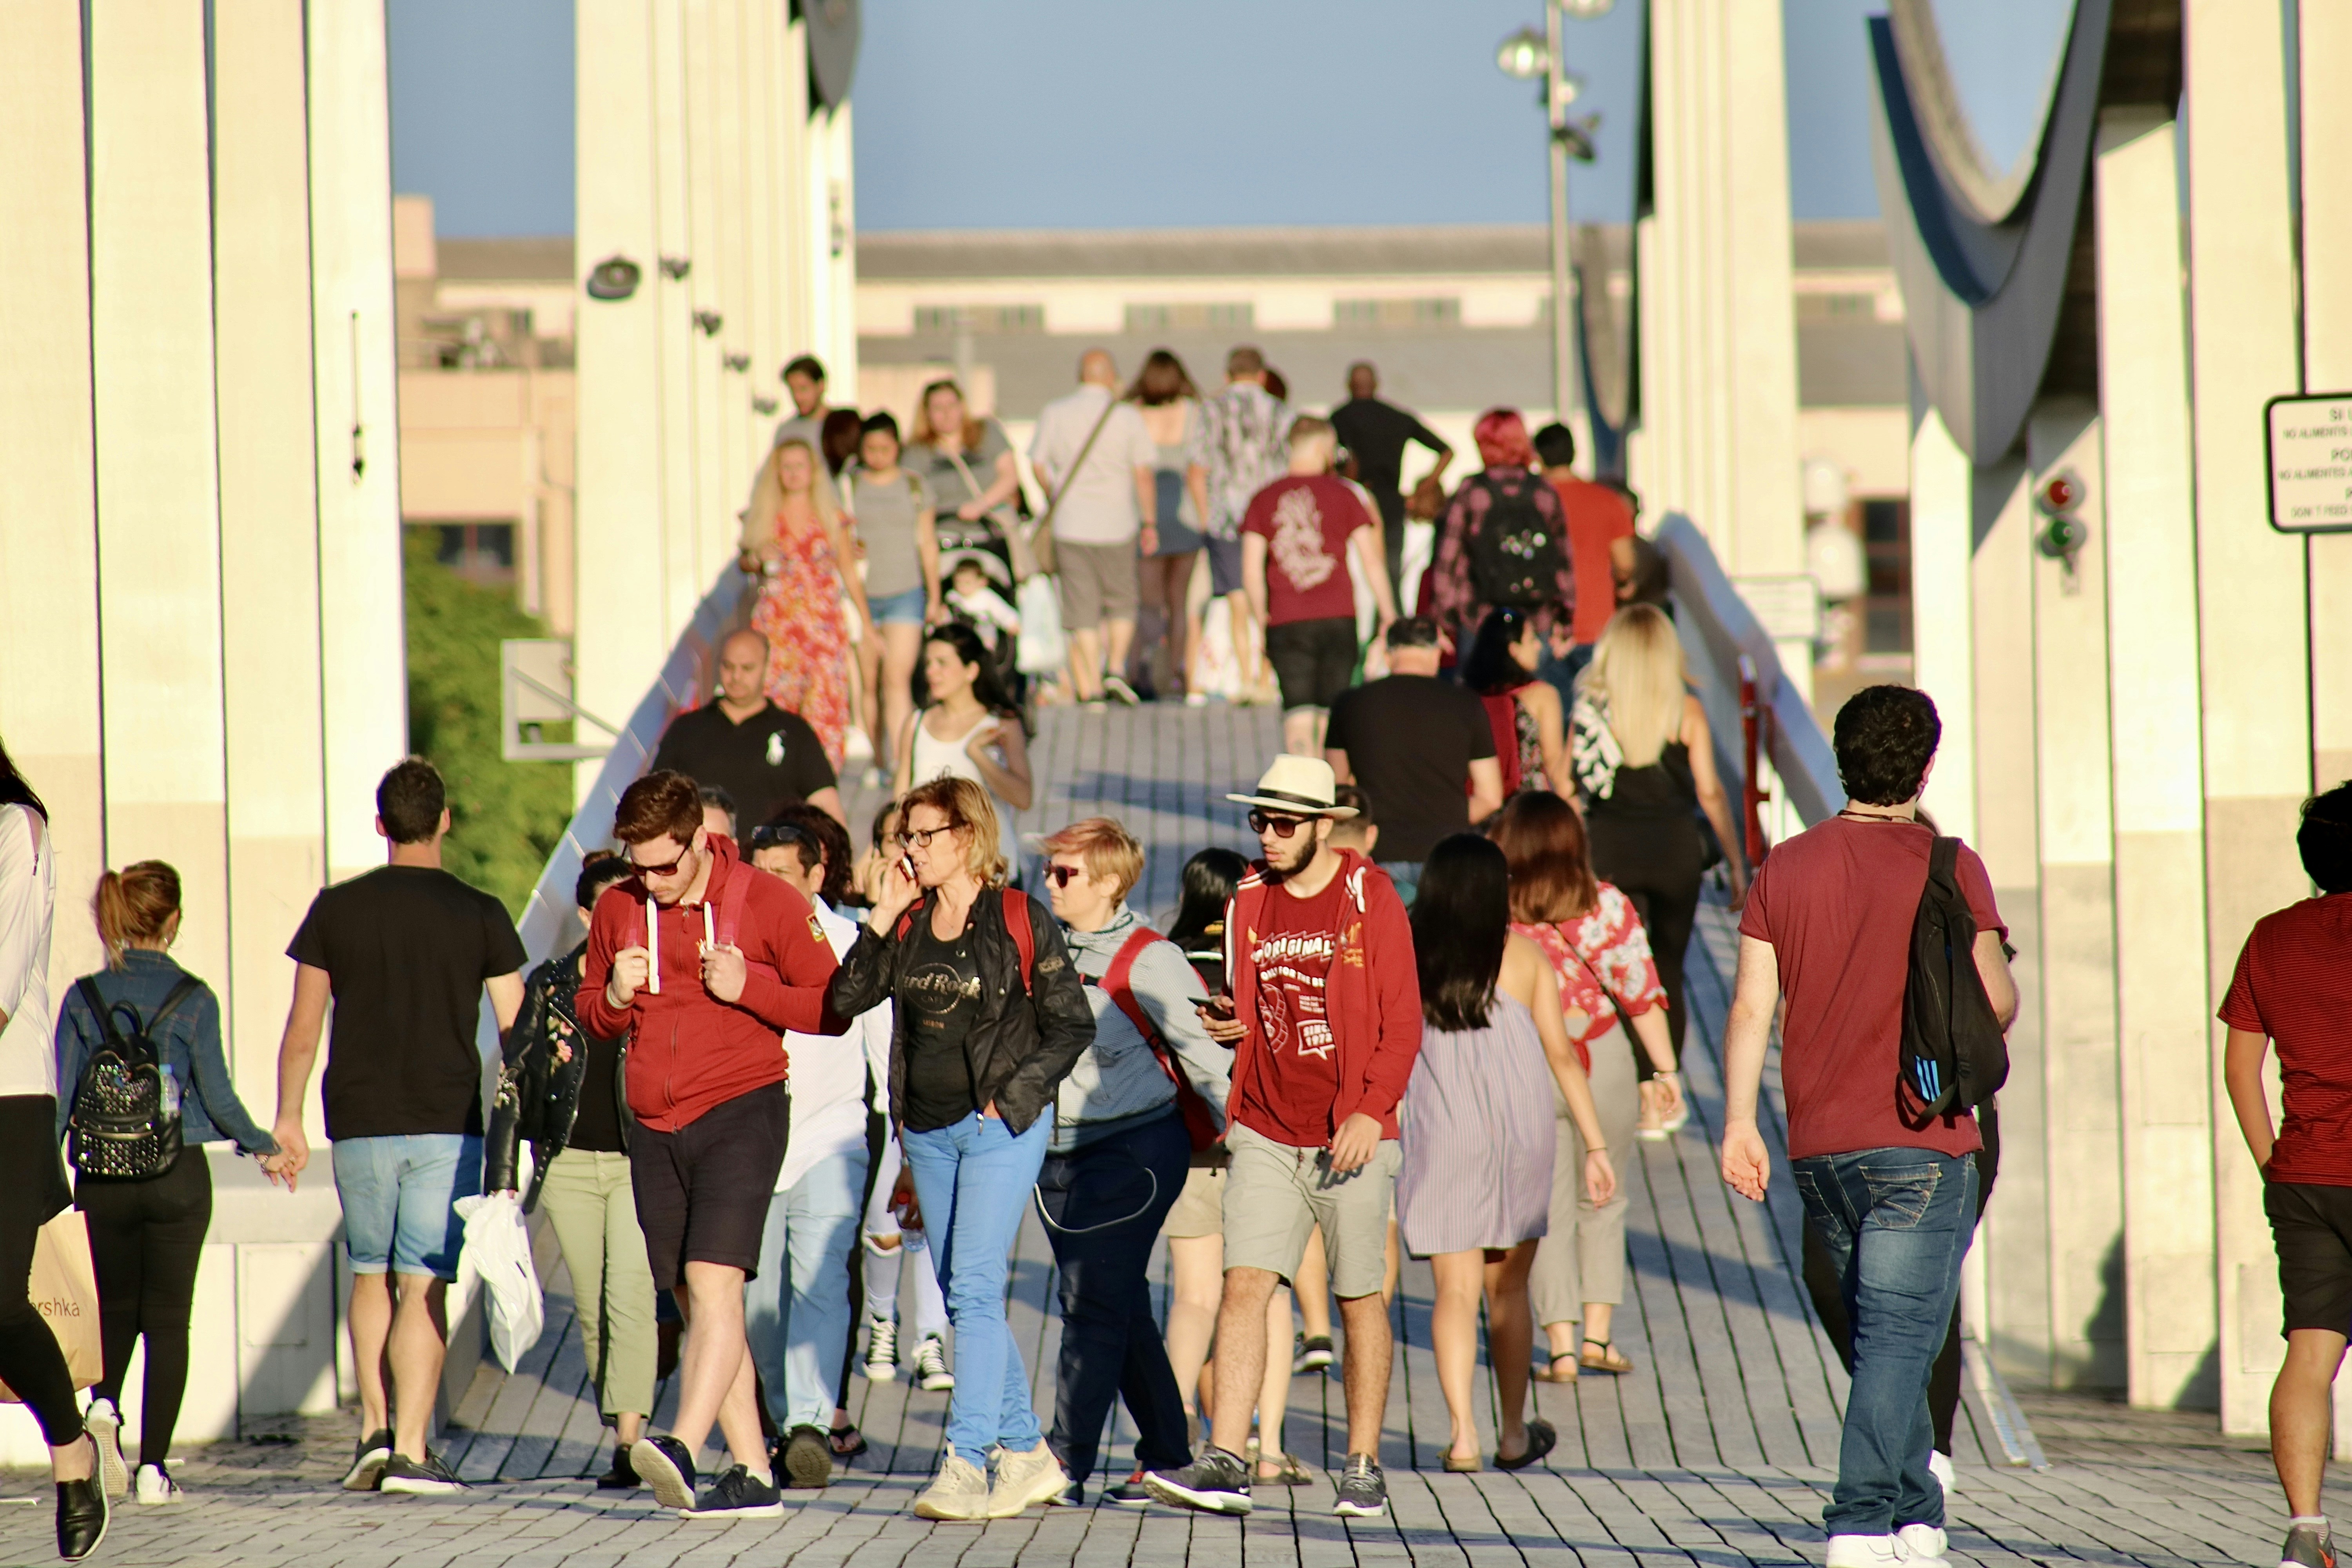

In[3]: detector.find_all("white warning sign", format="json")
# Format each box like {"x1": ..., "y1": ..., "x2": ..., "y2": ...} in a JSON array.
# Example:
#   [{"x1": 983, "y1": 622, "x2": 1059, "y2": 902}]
[{"x1": 2267, "y1": 392, "x2": 2352, "y2": 534}]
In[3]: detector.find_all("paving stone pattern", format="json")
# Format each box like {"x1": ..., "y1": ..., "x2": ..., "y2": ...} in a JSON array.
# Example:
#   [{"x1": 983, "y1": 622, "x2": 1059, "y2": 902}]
[{"x1": 2, "y1": 706, "x2": 2334, "y2": 1566}]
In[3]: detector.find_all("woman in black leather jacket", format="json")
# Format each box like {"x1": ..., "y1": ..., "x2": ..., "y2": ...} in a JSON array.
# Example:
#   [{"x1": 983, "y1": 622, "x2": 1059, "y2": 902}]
[
  {"x1": 826, "y1": 776, "x2": 1093, "y2": 1522},
  {"x1": 485, "y1": 854, "x2": 652, "y2": 1490}
]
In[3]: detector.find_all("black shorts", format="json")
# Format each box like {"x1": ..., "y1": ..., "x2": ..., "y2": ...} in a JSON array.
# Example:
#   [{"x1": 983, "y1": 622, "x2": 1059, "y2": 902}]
[
  {"x1": 630, "y1": 1080, "x2": 790, "y2": 1289},
  {"x1": 2265, "y1": 1181, "x2": 2352, "y2": 1335},
  {"x1": 1265, "y1": 617, "x2": 1359, "y2": 713},
  {"x1": 1206, "y1": 536, "x2": 1245, "y2": 598}
]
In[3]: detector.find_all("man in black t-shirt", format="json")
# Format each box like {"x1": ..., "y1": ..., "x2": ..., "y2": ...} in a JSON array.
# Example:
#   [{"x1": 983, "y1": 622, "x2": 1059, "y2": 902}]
[
  {"x1": 270, "y1": 759, "x2": 526, "y2": 1497},
  {"x1": 652, "y1": 630, "x2": 844, "y2": 830},
  {"x1": 1329, "y1": 363, "x2": 1453, "y2": 590},
  {"x1": 1323, "y1": 618, "x2": 1501, "y2": 904}
]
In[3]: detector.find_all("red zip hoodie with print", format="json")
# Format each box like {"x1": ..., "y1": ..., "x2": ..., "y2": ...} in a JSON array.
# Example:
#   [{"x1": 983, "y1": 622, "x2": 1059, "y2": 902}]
[{"x1": 577, "y1": 834, "x2": 846, "y2": 1132}]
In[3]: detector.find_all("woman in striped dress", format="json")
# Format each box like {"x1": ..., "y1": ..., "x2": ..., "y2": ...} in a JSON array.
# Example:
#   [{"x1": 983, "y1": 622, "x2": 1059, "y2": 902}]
[{"x1": 1394, "y1": 834, "x2": 1617, "y2": 1472}]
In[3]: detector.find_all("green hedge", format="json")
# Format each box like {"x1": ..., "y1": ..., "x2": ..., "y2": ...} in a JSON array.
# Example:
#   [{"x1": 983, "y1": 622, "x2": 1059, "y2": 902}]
[{"x1": 403, "y1": 529, "x2": 574, "y2": 917}]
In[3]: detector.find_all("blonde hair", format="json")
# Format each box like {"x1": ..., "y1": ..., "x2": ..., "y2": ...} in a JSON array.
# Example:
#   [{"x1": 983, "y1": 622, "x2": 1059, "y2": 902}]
[
  {"x1": 901, "y1": 775, "x2": 1009, "y2": 889},
  {"x1": 94, "y1": 861, "x2": 181, "y2": 968},
  {"x1": 1036, "y1": 817, "x2": 1144, "y2": 904},
  {"x1": 738, "y1": 438, "x2": 844, "y2": 557},
  {"x1": 1585, "y1": 603, "x2": 1689, "y2": 768}
]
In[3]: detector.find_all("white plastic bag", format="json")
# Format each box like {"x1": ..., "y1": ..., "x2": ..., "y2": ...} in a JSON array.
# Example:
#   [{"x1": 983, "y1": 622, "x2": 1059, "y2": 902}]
[
  {"x1": 454, "y1": 1192, "x2": 544, "y2": 1374},
  {"x1": 1016, "y1": 574, "x2": 1067, "y2": 675}
]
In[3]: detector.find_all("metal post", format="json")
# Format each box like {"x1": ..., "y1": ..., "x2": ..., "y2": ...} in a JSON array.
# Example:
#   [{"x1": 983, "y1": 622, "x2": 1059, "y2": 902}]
[{"x1": 1545, "y1": 0, "x2": 1574, "y2": 426}]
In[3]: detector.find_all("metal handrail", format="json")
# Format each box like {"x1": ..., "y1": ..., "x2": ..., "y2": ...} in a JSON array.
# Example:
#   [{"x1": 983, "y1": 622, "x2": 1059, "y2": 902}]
[{"x1": 1652, "y1": 513, "x2": 1844, "y2": 838}]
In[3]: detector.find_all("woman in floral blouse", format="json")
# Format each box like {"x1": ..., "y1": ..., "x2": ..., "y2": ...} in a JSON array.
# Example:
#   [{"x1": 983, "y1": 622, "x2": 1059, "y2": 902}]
[{"x1": 1490, "y1": 791, "x2": 1680, "y2": 1381}]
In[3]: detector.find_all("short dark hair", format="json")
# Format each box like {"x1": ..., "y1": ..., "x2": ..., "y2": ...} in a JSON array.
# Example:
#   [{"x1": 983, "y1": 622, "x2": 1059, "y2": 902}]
[
  {"x1": 859, "y1": 410, "x2": 900, "y2": 445},
  {"x1": 1833, "y1": 686, "x2": 1942, "y2": 807},
  {"x1": 613, "y1": 770, "x2": 704, "y2": 846},
  {"x1": 697, "y1": 784, "x2": 737, "y2": 828},
  {"x1": 1227, "y1": 345, "x2": 1265, "y2": 377},
  {"x1": 377, "y1": 758, "x2": 446, "y2": 844},
  {"x1": 575, "y1": 850, "x2": 632, "y2": 911},
  {"x1": 1463, "y1": 606, "x2": 1535, "y2": 696},
  {"x1": 1333, "y1": 782, "x2": 1373, "y2": 824},
  {"x1": 1385, "y1": 615, "x2": 1440, "y2": 650},
  {"x1": 2300, "y1": 781, "x2": 2352, "y2": 894},
  {"x1": 782, "y1": 354, "x2": 826, "y2": 384},
  {"x1": 755, "y1": 804, "x2": 855, "y2": 908},
  {"x1": 1532, "y1": 421, "x2": 1577, "y2": 469}
]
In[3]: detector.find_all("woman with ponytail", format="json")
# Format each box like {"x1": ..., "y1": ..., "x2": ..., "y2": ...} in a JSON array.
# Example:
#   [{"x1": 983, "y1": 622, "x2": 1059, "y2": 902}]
[{"x1": 53, "y1": 860, "x2": 278, "y2": 1509}]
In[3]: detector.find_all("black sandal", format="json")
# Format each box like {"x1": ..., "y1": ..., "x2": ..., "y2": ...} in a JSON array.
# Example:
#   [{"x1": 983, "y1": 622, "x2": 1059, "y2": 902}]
[
  {"x1": 1495, "y1": 1418, "x2": 1557, "y2": 1472},
  {"x1": 829, "y1": 1421, "x2": 868, "y2": 1459}
]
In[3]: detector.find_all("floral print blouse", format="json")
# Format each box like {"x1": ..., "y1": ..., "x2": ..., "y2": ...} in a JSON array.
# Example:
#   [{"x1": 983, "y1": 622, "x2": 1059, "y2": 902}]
[{"x1": 1511, "y1": 880, "x2": 1666, "y2": 1068}]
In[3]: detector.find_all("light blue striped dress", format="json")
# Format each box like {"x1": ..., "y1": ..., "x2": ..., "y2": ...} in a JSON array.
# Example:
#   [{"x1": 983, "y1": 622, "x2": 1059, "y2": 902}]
[{"x1": 1396, "y1": 993, "x2": 1558, "y2": 1256}]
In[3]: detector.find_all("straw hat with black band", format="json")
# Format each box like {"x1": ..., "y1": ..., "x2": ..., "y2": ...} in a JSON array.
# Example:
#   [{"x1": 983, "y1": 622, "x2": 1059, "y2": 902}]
[{"x1": 1226, "y1": 756, "x2": 1360, "y2": 820}]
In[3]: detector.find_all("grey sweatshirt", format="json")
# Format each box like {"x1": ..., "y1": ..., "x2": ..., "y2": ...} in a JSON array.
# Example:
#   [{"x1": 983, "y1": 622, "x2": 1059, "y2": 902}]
[{"x1": 1051, "y1": 906, "x2": 1232, "y2": 1153}]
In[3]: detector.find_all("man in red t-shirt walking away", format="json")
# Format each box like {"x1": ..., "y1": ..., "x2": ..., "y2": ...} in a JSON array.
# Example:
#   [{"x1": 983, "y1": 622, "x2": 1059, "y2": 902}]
[
  {"x1": 1241, "y1": 415, "x2": 1398, "y2": 757},
  {"x1": 1144, "y1": 756, "x2": 1420, "y2": 1522},
  {"x1": 2220, "y1": 780, "x2": 2352, "y2": 1568},
  {"x1": 1532, "y1": 422, "x2": 1634, "y2": 682},
  {"x1": 1719, "y1": 687, "x2": 2016, "y2": 1568},
  {"x1": 577, "y1": 771, "x2": 846, "y2": 1521}
]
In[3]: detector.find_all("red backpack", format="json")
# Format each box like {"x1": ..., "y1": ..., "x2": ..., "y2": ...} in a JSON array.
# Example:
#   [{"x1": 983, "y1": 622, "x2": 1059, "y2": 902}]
[{"x1": 1099, "y1": 928, "x2": 1220, "y2": 1154}]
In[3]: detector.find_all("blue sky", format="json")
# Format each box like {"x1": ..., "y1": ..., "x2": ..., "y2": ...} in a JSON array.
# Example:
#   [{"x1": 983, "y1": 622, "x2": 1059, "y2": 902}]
[{"x1": 388, "y1": 0, "x2": 1886, "y2": 238}]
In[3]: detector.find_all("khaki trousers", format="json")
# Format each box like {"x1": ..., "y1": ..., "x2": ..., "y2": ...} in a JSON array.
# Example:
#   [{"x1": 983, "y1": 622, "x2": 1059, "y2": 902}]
[
  {"x1": 1529, "y1": 1022, "x2": 1640, "y2": 1327},
  {"x1": 538, "y1": 1147, "x2": 658, "y2": 1421}
]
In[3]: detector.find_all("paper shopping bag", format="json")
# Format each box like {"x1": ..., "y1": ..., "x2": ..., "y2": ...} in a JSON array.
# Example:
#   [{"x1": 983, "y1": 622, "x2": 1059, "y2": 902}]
[{"x1": 0, "y1": 1207, "x2": 104, "y2": 1399}]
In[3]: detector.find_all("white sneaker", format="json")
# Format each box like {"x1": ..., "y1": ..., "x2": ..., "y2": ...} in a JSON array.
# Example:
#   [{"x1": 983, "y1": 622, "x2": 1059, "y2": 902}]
[
  {"x1": 864, "y1": 1318, "x2": 899, "y2": 1382},
  {"x1": 1825, "y1": 1534, "x2": 1905, "y2": 1568},
  {"x1": 914, "y1": 1334, "x2": 955, "y2": 1392},
  {"x1": 83, "y1": 1399, "x2": 129, "y2": 1499},
  {"x1": 987, "y1": 1442, "x2": 1069, "y2": 1517},
  {"x1": 1927, "y1": 1449, "x2": 1956, "y2": 1499},
  {"x1": 913, "y1": 1448, "x2": 993, "y2": 1522},
  {"x1": 135, "y1": 1465, "x2": 185, "y2": 1505},
  {"x1": 1896, "y1": 1523, "x2": 1951, "y2": 1568}
]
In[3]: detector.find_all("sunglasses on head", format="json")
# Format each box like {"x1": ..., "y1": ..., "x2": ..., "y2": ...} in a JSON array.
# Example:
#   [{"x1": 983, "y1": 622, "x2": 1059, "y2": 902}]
[
  {"x1": 1247, "y1": 809, "x2": 1316, "y2": 838},
  {"x1": 748, "y1": 822, "x2": 811, "y2": 851}
]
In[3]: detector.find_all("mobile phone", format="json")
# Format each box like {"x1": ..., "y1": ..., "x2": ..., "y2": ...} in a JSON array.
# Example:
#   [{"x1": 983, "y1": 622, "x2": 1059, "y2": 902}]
[
  {"x1": 1202, "y1": 992, "x2": 1236, "y2": 1021},
  {"x1": 898, "y1": 852, "x2": 917, "y2": 883}
]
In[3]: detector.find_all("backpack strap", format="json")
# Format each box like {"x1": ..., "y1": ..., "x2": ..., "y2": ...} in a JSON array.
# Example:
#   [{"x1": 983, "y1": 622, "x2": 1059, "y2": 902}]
[
  {"x1": 1102, "y1": 928, "x2": 1163, "y2": 1047},
  {"x1": 74, "y1": 977, "x2": 127, "y2": 1047},
  {"x1": 147, "y1": 975, "x2": 205, "y2": 1036},
  {"x1": 712, "y1": 857, "x2": 753, "y2": 950},
  {"x1": 1001, "y1": 888, "x2": 1034, "y2": 994}
]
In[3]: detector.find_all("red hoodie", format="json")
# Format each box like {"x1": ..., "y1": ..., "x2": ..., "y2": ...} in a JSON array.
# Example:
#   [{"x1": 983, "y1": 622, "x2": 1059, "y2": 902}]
[
  {"x1": 1225, "y1": 847, "x2": 1423, "y2": 1143},
  {"x1": 577, "y1": 835, "x2": 844, "y2": 1132}
]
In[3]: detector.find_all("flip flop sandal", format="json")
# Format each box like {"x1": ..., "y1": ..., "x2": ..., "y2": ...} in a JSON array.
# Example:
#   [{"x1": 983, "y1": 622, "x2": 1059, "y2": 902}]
[
  {"x1": 1255, "y1": 1452, "x2": 1315, "y2": 1486},
  {"x1": 1580, "y1": 1339, "x2": 1635, "y2": 1375},
  {"x1": 1442, "y1": 1452, "x2": 1483, "y2": 1473},
  {"x1": 1495, "y1": 1419, "x2": 1557, "y2": 1473},
  {"x1": 1531, "y1": 1352, "x2": 1581, "y2": 1383},
  {"x1": 829, "y1": 1423, "x2": 868, "y2": 1459}
]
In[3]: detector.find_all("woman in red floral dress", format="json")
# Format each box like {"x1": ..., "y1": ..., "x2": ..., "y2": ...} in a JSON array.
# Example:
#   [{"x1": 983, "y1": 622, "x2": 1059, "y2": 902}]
[{"x1": 740, "y1": 438, "x2": 870, "y2": 773}]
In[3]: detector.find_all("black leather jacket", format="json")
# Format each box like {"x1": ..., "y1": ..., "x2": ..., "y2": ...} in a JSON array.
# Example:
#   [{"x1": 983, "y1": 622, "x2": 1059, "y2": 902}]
[
  {"x1": 827, "y1": 888, "x2": 1094, "y2": 1136},
  {"x1": 485, "y1": 942, "x2": 630, "y2": 1210}
]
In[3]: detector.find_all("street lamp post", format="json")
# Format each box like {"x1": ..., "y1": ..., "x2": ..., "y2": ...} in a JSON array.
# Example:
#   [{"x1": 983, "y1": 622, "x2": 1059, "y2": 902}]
[{"x1": 1499, "y1": 0, "x2": 1608, "y2": 430}]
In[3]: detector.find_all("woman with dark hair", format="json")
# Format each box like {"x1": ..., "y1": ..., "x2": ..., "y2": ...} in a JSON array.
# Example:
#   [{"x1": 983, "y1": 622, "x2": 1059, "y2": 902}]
[
  {"x1": 485, "y1": 852, "x2": 652, "y2": 1489},
  {"x1": 1129, "y1": 350, "x2": 1207, "y2": 700},
  {"x1": 827, "y1": 777, "x2": 1095, "y2": 1520},
  {"x1": 818, "y1": 408, "x2": 864, "y2": 478},
  {"x1": 1488, "y1": 791, "x2": 1676, "y2": 1381},
  {"x1": 1396, "y1": 833, "x2": 1615, "y2": 1473},
  {"x1": 848, "y1": 412, "x2": 939, "y2": 781},
  {"x1": 1419, "y1": 408, "x2": 1574, "y2": 657},
  {"x1": 1164, "y1": 846, "x2": 1247, "y2": 994},
  {"x1": 1463, "y1": 606, "x2": 1571, "y2": 797},
  {"x1": 53, "y1": 861, "x2": 279, "y2": 1507},
  {"x1": 0, "y1": 740, "x2": 107, "y2": 1558},
  {"x1": 895, "y1": 623, "x2": 1034, "y2": 889}
]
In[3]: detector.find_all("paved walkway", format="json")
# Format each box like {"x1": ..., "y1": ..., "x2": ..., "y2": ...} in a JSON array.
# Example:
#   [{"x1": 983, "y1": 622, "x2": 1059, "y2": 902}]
[{"x1": 2, "y1": 706, "x2": 2333, "y2": 1565}]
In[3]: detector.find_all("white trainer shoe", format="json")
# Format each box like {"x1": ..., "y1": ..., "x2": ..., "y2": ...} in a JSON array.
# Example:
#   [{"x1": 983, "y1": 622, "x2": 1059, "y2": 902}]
[
  {"x1": 1897, "y1": 1523, "x2": 1952, "y2": 1568},
  {"x1": 913, "y1": 1448, "x2": 993, "y2": 1522},
  {"x1": 1927, "y1": 1449, "x2": 1955, "y2": 1499},
  {"x1": 863, "y1": 1318, "x2": 899, "y2": 1382},
  {"x1": 83, "y1": 1399, "x2": 129, "y2": 1499},
  {"x1": 135, "y1": 1465, "x2": 186, "y2": 1505},
  {"x1": 1825, "y1": 1534, "x2": 1905, "y2": 1568}
]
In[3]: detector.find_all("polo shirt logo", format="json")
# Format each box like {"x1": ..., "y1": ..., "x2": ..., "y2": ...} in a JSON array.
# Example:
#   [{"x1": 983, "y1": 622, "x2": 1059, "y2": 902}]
[{"x1": 765, "y1": 731, "x2": 785, "y2": 767}]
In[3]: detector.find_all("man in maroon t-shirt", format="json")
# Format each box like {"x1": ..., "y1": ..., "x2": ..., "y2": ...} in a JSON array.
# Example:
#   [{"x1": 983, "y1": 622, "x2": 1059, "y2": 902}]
[
  {"x1": 1240, "y1": 415, "x2": 1397, "y2": 757},
  {"x1": 2219, "y1": 780, "x2": 2352, "y2": 1568},
  {"x1": 1719, "y1": 687, "x2": 2016, "y2": 1568}
]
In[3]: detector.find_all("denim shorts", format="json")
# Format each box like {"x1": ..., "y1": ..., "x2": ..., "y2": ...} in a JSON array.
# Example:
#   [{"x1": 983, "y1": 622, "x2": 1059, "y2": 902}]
[
  {"x1": 869, "y1": 584, "x2": 930, "y2": 626},
  {"x1": 332, "y1": 1133, "x2": 483, "y2": 1281}
]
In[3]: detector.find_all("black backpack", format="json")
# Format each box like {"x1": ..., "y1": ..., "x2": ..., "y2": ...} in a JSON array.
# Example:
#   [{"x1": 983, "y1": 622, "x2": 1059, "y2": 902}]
[
  {"x1": 67, "y1": 976, "x2": 199, "y2": 1179},
  {"x1": 1896, "y1": 838, "x2": 2008, "y2": 1125},
  {"x1": 1464, "y1": 470, "x2": 1568, "y2": 610}
]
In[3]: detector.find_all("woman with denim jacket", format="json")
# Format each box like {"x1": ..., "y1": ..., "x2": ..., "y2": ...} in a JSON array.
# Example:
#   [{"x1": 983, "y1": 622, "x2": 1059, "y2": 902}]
[
  {"x1": 484, "y1": 852, "x2": 653, "y2": 1490},
  {"x1": 827, "y1": 776, "x2": 1094, "y2": 1522},
  {"x1": 52, "y1": 861, "x2": 277, "y2": 1507}
]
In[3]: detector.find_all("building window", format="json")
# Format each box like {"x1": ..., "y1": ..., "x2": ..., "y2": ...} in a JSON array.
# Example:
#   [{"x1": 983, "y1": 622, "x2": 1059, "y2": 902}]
[
  {"x1": 1333, "y1": 296, "x2": 1461, "y2": 328},
  {"x1": 418, "y1": 521, "x2": 517, "y2": 590},
  {"x1": 913, "y1": 303, "x2": 1045, "y2": 334},
  {"x1": 1123, "y1": 301, "x2": 1255, "y2": 332},
  {"x1": 1797, "y1": 291, "x2": 1882, "y2": 323},
  {"x1": 1860, "y1": 498, "x2": 1911, "y2": 655}
]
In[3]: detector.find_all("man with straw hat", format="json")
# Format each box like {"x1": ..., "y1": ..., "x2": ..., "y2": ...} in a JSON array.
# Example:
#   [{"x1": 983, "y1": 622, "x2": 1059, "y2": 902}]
[{"x1": 1145, "y1": 757, "x2": 1421, "y2": 1523}]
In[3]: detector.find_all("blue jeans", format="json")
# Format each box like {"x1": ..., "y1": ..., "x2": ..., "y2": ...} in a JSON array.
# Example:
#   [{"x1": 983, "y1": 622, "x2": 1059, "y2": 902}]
[
  {"x1": 1792, "y1": 1149, "x2": 1979, "y2": 1535},
  {"x1": 332, "y1": 1133, "x2": 482, "y2": 1281},
  {"x1": 902, "y1": 1111, "x2": 1052, "y2": 1458},
  {"x1": 746, "y1": 1147, "x2": 869, "y2": 1431},
  {"x1": 1035, "y1": 1109, "x2": 1194, "y2": 1484}
]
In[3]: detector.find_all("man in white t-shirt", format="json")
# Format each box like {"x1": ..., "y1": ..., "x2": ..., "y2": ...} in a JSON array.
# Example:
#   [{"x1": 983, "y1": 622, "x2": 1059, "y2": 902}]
[
  {"x1": 1029, "y1": 349, "x2": 1159, "y2": 704},
  {"x1": 742, "y1": 811, "x2": 893, "y2": 1490}
]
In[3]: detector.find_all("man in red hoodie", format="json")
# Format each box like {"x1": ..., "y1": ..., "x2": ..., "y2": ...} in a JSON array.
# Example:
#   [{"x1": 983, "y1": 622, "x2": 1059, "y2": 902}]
[
  {"x1": 576, "y1": 771, "x2": 844, "y2": 1520},
  {"x1": 1145, "y1": 755, "x2": 1421, "y2": 1522}
]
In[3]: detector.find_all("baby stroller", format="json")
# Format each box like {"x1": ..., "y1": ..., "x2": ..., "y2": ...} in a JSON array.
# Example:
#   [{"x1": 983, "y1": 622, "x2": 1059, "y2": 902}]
[{"x1": 910, "y1": 541, "x2": 1034, "y2": 727}]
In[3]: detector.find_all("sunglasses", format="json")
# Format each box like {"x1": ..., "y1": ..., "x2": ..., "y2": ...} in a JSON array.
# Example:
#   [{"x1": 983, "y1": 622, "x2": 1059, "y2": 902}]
[
  {"x1": 895, "y1": 823, "x2": 958, "y2": 850},
  {"x1": 748, "y1": 823, "x2": 811, "y2": 851},
  {"x1": 1247, "y1": 809, "x2": 1315, "y2": 838},
  {"x1": 1044, "y1": 863, "x2": 1087, "y2": 888},
  {"x1": 630, "y1": 849, "x2": 689, "y2": 878}
]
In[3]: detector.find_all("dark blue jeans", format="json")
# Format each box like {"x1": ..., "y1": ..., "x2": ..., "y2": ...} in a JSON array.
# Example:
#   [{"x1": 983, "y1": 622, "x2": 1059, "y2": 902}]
[
  {"x1": 1791, "y1": 1148, "x2": 1978, "y2": 1536},
  {"x1": 1035, "y1": 1108, "x2": 1193, "y2": 1485}
]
